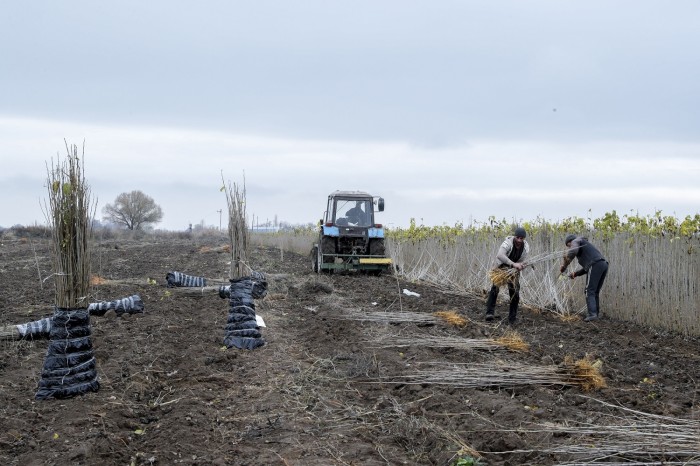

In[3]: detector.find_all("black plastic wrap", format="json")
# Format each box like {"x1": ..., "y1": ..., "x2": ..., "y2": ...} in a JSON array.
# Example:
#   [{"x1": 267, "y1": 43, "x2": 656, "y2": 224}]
[
  {"x1": 219, "y1": 270, "x2": 268, "y2": 299},
  {"x1": 35, "y1": 308, "x2": 99, "y2": 400},
  {"x1": 16, "y1": 317, "x2": 52, "y2": 339},
  {"x1": 223, "y1": 277, "x2": 265, "y2": 350},
  {"x1": 223, "y1": 336, "x2": 266, "y2": 350},
  {"x1": 166, "y1": 271, "x2": 207, "y2": 287},
  {"x1": 16, "y1": 295, "x2": 141, "y2": 340},
  {"x1": 88, "y1": 294, "x2": 144, "y2": 316}
]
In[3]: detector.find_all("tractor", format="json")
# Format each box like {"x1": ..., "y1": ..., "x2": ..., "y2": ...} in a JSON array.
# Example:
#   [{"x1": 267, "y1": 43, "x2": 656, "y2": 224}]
[{"x1": 311, "y1": 190, "x2": 392, "y2": 274}]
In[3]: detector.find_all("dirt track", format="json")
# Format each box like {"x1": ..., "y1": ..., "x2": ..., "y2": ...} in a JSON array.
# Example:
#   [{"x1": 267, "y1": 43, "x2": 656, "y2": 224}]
[{"x1": 1, "y1": 235, "x2": 699, "y2": 465}]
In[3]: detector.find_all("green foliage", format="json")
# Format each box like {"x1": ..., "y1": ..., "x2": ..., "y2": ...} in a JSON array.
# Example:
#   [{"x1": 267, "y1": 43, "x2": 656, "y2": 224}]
[
  {"x1": 451, "y1": 455, "x2": 482, "y2": 466},
  {"x1": 387, "y1": 211, "x2": 700, "y2": 242}
]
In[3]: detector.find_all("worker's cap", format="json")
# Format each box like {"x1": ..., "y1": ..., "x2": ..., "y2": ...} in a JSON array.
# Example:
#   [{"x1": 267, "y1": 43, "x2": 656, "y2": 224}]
[
  {"x1": 513, "y1": 227, "x2": 527, "y2": 238},
  {"x1": 564, "y1": 234, "x2": 577, "y2": 244}
]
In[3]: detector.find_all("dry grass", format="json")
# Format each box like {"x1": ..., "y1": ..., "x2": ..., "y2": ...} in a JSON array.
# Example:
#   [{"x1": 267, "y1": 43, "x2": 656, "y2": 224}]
[
  {"x1": 559, "y1": 312, "x2": 583, "y2": 323},
  {"x1": 494, "y1": 330, "x2": 529, "y2": 352},
  {"x1": 198, "y1": 245, "x2": 231, "y2": 254},
  {"x1": 89, "y1": 275, "x2": 108, "y2": 286},
  {"x1": 433, "y1": 310, "x2": 468, "y2": 328}
]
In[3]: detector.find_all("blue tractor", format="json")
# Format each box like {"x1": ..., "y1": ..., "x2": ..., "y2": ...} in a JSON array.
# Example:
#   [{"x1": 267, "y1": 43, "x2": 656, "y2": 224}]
[{"x1": 311, "y1": 190, "x2": 392, "y2": 274}]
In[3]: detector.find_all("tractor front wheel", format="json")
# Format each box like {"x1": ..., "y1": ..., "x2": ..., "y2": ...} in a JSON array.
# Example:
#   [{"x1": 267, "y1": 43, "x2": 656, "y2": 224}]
[
  {"x1": 321, "y1": 237, "x2": 336, "y2": 263},
  {"x1": 310, "y1": 246, "x2": 319, "y2": 273}
]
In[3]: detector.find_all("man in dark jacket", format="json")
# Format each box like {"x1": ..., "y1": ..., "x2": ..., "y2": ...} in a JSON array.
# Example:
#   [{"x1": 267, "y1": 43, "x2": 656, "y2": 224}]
[
  {"x1": 346, "y1": 201, "x2": 368, "y2": 226},
  {"x1": 560, "y1": 234, "x2": 609, "y2": 322},
  {"x1": 485, "y1": 226, "x2": 529, "y2": 325}
]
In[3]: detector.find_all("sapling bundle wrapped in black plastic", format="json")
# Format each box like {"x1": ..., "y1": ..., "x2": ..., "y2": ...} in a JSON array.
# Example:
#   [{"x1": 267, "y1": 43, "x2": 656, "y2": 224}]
[
  {"x1": 37, "y1": 143, "x2": 99, "y2": 400},
  {"x1": 166, "y1": 271, "x2": 207, "y2": 287},
  {"x1": 221, "y1": 175, "x2": 265, "y2": 349},
  {"x1": 223, "y1": 276, "x2": 265, "y2": 350},
  {"x1": 35, "y1": 309, "x2": 99, "y2": 399},
  {"x1": 88, "y1": 294, "x2": 144, "y2": 316},
  {"x1": 218, "y1": 270, "x2": 268, "y2": 299}
]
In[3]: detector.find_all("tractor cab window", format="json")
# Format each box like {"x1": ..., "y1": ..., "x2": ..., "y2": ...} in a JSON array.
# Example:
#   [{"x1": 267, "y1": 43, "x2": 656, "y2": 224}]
[{"x1": 335, "y1": 199, "x2": 372, "y2": 227}]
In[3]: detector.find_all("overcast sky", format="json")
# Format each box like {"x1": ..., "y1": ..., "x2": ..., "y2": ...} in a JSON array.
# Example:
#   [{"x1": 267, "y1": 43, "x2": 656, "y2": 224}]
[{"x1": 2, "y1": 1, "x2": 699, "y2": 231}]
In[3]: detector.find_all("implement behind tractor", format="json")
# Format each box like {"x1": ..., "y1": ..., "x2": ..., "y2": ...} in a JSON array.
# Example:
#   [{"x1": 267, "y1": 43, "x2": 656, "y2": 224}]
[{"x1": 311, "y1": 190, "x2": 392, "y2": 274}]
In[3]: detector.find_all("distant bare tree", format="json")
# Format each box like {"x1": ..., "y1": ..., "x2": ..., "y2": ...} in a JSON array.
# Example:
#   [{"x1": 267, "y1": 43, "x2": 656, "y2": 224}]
[{"x1": 102, "y1": 190, "x2": 163, "y2": 230}]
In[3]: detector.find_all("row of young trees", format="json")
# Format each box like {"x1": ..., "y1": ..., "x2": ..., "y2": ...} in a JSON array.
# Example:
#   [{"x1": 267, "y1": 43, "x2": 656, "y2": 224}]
[{"x1": 250, "y1": 210, "x2": 700, "y2": 335}]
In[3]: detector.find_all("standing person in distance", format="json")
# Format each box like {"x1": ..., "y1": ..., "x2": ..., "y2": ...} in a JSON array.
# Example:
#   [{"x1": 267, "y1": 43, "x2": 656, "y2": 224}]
[
  {"x1": 485, "y1": 226, "x2": 530, "y2": 325},
  {"x1": 560, "y1": 234, "x2": 609, "y2": 322}
]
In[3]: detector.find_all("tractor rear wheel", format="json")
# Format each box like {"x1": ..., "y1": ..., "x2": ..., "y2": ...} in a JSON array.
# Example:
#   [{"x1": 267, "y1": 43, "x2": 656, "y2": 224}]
[
  {"x1": 320, "y1": 236, "x2": 336, "y2": 274},
  {"x1": 369, "y1": 239, "x2": 385, "y2": 256}
]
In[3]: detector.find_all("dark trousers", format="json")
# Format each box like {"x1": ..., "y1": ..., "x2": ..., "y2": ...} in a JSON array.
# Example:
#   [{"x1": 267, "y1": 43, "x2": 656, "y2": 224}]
[
  {"x1": 585, "y1": 260, "x2": 608, "y2": 317},
  {"x1": 485, "y1": 276, "x2": 520, "y2": 322}
]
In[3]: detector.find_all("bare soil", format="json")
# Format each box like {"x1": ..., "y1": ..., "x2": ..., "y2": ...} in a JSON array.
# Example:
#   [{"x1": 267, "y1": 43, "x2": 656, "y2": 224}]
[{"x1": 1, "y1": 235, "x2": 699, "y2": 465}]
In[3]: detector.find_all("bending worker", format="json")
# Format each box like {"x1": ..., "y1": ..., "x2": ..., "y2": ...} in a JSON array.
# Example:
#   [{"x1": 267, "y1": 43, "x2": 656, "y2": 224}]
[{"x1": 560, "y1": 234, "x2": 609, "y2": 322}]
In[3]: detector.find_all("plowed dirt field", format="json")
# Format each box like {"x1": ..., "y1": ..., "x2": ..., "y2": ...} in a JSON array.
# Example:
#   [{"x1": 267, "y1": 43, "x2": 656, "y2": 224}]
[{"x1": 1, "y1": 235, "x2": 699, "y2": 465}]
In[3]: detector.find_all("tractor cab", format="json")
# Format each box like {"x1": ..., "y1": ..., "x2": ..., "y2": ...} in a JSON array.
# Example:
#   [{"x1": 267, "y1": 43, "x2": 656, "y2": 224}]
[
  {"x1": 312, "y1": 190, "x2": 391, "y2": 274},
  {"x1": 325, "y1": 196, "x2": 379, "y2": 227}
]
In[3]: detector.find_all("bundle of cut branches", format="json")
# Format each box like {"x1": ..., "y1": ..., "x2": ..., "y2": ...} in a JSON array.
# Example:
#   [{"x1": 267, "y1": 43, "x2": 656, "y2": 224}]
[
  {"x1": 379, "y1": 355, "x2": 604, "y2": 390},
  {"x1": 530, "y1": 396, "x2": 700, "y2": 465},
  {"x1": 488, "y1": 267, "x2": 518, "y2": 287},
  {"x1": 488, "y1": 249, "x2": 570, "y2": 287},
  {"x1": 563, "y1": 354, "x2": 606, "y2": 391},
  {"x1": 338, "y1": 309, "x2": 438, "y2": 324},
  {"x1": 366, "y1": 331, "x2": 528, "y2": 353},
  {"x1": 523, "y1": 249, "x2": 573, "y2": 267}
]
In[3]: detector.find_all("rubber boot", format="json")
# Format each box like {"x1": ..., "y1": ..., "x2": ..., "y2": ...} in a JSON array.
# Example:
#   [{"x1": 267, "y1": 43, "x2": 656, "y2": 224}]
[
  {"x1": 508, "y1": 309, "x2": 517, "y2": 325},
  {"x1": 485, "y1": 284, "x2": 499, "y2": 322}
]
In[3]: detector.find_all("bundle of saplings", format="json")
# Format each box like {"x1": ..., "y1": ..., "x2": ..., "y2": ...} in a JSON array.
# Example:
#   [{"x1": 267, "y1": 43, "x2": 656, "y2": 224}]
[
  {"x1": 221, "y1": 175, "x2": 265, "y2": 350},
  {"x1": 36, "y1": 144, "x2": 99, "y2": 400}
]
